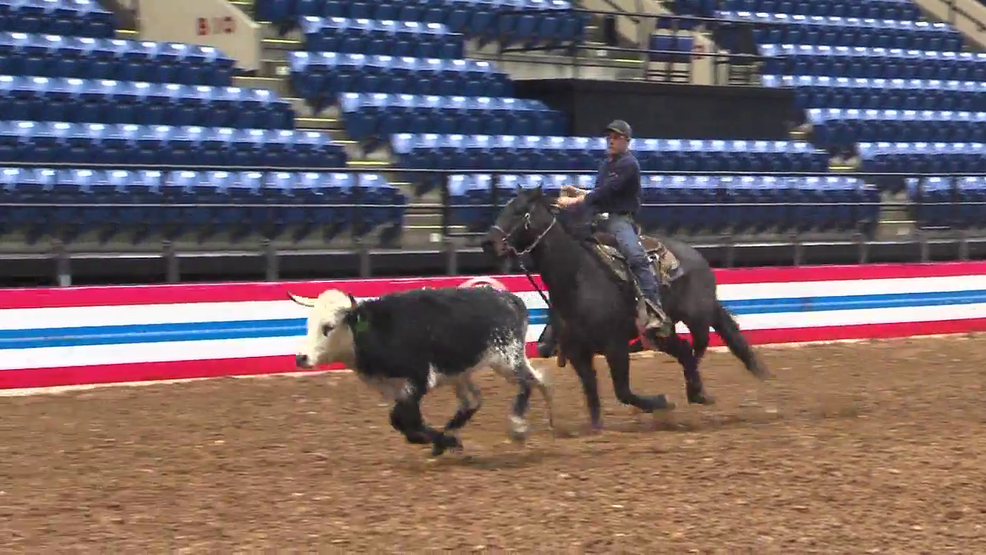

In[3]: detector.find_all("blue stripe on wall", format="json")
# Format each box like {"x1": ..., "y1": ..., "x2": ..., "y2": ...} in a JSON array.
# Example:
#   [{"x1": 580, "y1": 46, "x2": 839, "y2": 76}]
[{"x1": 4, "y1": 289, "x2": 986, "y2": 350}]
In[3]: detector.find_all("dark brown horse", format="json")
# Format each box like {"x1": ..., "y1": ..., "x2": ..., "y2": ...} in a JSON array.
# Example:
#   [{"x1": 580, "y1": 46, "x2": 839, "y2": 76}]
[{"x1": 483, "y1": 186, "x2": 769, "y2": 430}]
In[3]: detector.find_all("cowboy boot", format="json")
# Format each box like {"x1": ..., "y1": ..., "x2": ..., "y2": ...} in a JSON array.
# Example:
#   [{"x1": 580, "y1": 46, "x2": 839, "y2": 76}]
[{"x1": 642, "y1": 297, "x2": 673, "y2": 338}]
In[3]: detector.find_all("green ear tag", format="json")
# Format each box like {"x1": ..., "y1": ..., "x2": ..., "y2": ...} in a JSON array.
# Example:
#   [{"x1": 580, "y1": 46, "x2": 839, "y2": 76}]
[{"x1": 353, "y1": 314, "x2": 370, "y2": 335}]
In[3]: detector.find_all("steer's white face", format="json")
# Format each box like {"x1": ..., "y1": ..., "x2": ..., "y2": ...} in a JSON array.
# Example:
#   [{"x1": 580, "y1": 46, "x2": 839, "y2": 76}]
[{"x1": 289, "y1": 289, "x2": 357, "y2": 368}]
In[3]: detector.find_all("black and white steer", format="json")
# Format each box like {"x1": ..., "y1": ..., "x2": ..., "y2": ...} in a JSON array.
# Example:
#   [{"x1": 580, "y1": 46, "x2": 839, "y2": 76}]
[{"x1": 289, "y1": 286, "x2": 555, "y2": 456}]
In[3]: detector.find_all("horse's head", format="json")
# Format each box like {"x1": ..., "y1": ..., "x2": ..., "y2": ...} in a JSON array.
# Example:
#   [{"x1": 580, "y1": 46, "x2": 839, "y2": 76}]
[{"x1": 481, "y1": 185, "x2": 558, "y2": 260}]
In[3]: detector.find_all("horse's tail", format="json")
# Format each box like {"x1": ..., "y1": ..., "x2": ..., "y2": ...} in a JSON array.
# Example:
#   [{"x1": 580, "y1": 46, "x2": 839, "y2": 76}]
[{"x1": 711, "y1": 301, "x2": 770, "y2": 380}]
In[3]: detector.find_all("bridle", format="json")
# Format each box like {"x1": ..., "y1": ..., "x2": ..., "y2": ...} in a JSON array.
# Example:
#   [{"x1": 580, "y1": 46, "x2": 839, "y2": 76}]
[
  {"x1": 491, "y1": 210, "x2": 556, "y2": 258},
  {"x1": 490, "y1": 202, "x2": 557, "y2": 307}
]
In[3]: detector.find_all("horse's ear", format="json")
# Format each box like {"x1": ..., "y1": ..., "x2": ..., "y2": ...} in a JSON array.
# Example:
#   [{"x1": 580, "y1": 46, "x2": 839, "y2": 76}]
[{"x1": 531, "y1": 185, "x2": 543, "y2": 197}]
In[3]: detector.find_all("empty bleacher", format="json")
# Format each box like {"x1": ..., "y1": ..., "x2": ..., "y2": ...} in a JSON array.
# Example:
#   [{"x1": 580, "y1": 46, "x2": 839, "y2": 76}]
[
  {"x1": 258, "y1": 0, "x2": 589, "y2": 48},
  {"x1": 0, "y1": 0, "x2": 409, "y2": 245},
  {"x1": 0, "y1": 75, "x2": 295, "y2": 128},
  {"x1": 0, "y1": 167, "x2": 406, "y2": 241},
  {"x1": 446, "y1": 173, "x2": 880, "y2": 235},
  {"x1": 0, "y1": 31, "x2": 238, "y2": 85},
  {"x1": 269, "y1": 0, "x2": 870, "y2": 240},
  {"x1": 666, "y1": 0, "x2": 986, "y2": 231},
  {"x1": 4, "y1": 0, "x2": 981, "y2": 269}
]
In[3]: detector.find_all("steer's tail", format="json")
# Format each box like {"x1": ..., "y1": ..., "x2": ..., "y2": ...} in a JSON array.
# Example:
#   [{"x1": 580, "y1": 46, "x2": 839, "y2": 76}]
[{"x1": 711, "y1": 300, "x2": 770, "y2": 380}]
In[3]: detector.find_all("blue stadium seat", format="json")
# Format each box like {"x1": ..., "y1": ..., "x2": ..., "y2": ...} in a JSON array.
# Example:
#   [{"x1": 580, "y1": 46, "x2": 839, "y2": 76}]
[
  {"x1": 0, "y1": 122, "x2": 348, "y2": 167},
  {"x1": 256, "y1": 0, "x2": 587, "y2": 46},
  {"x1": 637, "y1": 174, "x2": 874, "y2": 234},
  {"x1": 759, "y1": 44, "x2": 986, "y2": 82},
  {"x1": 392, "y1": 134, "x2": 827, "y2": 172},
  {"x1": 0, "y1": 32, "x2": 236, "y2": 85},
  {"x1": 300, "y1": 16, "x2": 464, "y2": 59},
  {"x1": 288, "y1": 52, "x2": 513, "y2": 108},
  {"x1": 710, "y1": 0, "x2": 922, "y2": 20},
  {"x1": 721, "y1": 11, "x2": 963, "y2": 51},
  {"x1": 0, "y1": 0, "x2": 115, "y2": 38},
  {"x1": 762, "y1": 74, "x2": 986, "y2": 112},
  {"x1": 0, "y1": 75, "x2": 295, "y2": 128},
  {"x1": 339, "y1": 92, "x2": 565, "y2": 142},
  {"x1": 0, "y1": 167, "x2": 406, "y2": 238},
  {"x1": 859, "y1": 141, "x2": 986, "y2": 176},
  {"x1": 808, "y1": 108, "x2": 986, "y2": 146},
  {"x1": 905, "y1": 176, "x2": 956, "y2": 228},
  {"x1": 649, "y1": 33, "x2": 694, "y2": 63}
]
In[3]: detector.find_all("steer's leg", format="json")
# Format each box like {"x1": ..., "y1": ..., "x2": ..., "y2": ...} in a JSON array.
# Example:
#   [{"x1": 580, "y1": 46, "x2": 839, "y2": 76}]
[
  {"x1": 444, "y1": 374, "x2": 483, "y2": 432},
  {"x1": 511, "y1": 358, "x2": 554, "y2": 439},
  {"x1": 389, "y1": 384, "x2": 462, "y2": 456},
  {"x1": 491, "y1": 352, "x2": 554, "y2": 441}
]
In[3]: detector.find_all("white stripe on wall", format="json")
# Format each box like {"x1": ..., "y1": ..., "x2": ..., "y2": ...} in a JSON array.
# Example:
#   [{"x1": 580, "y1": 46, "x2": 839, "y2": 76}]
[
  {"x1": 0, "y1": 325, "x2": 550, "y2": 371},
  {"x1": 6, "y1": 299, "x2": 986, "y2": 370},
  {"x1": 0, "y1": 291, "x2": 554, "y2": 331},
  {"x1": 715, "y1": 275, "x2": 986, "y2": 301}
]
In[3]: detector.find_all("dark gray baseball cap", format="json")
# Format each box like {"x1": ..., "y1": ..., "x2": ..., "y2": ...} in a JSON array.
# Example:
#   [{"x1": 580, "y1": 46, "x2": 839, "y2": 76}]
[{"x1": 605, "y1": 120, "x2": 632, "y2": 138}]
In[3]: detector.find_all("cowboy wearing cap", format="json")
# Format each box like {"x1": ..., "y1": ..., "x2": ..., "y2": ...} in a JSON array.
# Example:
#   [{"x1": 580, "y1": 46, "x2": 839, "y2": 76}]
[{"x1": 554, "y1": 119, "x2": 672, "y2": 338}]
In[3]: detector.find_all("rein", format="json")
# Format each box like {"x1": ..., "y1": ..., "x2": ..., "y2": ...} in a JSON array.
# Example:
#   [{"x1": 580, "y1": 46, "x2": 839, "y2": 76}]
[
  {"x1": 491, "y1": 212, "x2": 557, "y2": 309},
  {"x1": 493, "y1": 206, "x2": 646, "y2": 349}
]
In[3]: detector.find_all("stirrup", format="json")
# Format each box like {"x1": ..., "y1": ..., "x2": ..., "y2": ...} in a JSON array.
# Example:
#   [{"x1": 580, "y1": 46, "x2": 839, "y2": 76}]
[{"x1": 643, "y1": 299, "x2": 672, "y2": 336}]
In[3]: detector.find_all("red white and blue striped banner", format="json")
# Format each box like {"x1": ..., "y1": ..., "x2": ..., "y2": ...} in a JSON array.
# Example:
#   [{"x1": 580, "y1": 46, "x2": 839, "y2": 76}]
[{"x1": 3, "y1": 262, "x2": 986, "y2": 390}]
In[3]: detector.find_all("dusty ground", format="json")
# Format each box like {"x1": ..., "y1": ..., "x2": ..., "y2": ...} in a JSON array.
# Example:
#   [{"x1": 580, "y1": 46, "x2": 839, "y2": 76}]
[{"x1": 2, "y1": 337, "x2": 986, "y2": 553}]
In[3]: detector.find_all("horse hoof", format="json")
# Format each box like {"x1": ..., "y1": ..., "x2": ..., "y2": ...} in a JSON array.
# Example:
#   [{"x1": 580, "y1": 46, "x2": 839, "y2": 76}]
[
  {"x1": 651, "y1": 394, "x2": 677, "y2": 411},
  {"x1": 687, "y1": 386, "x2": 715, "y2": 405},
  {"x1": 688, "y1": 393, "x2": 716, "y2": 405}
]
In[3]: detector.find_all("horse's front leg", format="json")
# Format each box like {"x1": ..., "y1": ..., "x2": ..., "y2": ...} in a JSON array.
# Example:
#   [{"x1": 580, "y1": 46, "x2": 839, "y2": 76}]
[
  {"x1": 567, "y1": 348, "x2": 603, "y2": 431},
  {"x1": 603, "y1": 344, "x2": 677, "y2": 413}
]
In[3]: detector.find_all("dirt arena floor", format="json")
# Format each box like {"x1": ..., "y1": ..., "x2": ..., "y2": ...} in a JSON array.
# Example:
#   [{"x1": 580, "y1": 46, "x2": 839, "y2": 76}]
[{"x1": 3, "y1": 337, "x2": 986, "y2": 553}]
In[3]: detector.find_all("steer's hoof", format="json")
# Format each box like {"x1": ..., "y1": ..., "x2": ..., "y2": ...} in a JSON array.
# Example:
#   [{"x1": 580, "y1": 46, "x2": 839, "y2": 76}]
[
  {"x1": 507, "y1": 415, "x2": 531, "y2": 442},
  {"x1": 431, "y1": 434, "x2": 462, "y2": 457}
]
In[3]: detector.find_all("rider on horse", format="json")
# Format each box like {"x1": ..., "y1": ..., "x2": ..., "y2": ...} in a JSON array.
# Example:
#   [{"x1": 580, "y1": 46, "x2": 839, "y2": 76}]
[{"x1": 554, "y1": 119, "x2": 674, "y2": 339}]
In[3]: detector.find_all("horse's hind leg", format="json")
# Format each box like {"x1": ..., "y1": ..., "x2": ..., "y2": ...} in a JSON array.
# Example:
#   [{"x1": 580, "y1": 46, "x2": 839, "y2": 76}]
[
  {"x1": 654, "y1": 332, "x2": 715, "y2": 406},
  {"x1": 690, "y1": 321, "x2": 710, "y2": 362},
  {"x1": 603, "y1": 346, "x2": 677, "y2": 414}
]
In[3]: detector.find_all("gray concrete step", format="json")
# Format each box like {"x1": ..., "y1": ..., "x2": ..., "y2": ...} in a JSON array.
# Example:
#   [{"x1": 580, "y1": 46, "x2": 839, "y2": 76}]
[{"x1": 232, "y1": 75, "x2": 291, "y2": 96}]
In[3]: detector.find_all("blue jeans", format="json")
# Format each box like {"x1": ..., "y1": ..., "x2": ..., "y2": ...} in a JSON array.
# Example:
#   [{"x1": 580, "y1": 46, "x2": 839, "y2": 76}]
[{"x1": 601, "y1": 214, "x2": 662, "y2": 305}]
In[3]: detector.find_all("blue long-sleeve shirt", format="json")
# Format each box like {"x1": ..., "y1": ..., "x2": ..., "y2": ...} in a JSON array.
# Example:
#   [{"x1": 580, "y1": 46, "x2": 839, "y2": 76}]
[{"x1": 583, "y1": 151, "x2": 642, "y2": 215}]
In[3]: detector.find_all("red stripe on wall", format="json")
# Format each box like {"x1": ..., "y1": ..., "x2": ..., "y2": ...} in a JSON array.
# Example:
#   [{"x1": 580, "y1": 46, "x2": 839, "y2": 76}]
[
  {"x1": 3, "y1": 262, "x2": 986, "y2": 310},
  {"x1": 5, "y1": 317, "x2": 985, "y2": 390}
]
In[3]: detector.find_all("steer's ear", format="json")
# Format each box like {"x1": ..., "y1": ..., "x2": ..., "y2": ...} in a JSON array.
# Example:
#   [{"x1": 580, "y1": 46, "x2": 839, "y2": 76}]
[{"x1": 347, "y1": 293, "x2": 358, "y2": 308}]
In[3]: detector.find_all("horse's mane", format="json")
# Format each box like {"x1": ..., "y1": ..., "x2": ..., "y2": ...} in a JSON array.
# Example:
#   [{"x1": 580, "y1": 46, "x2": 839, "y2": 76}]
[{"x1": 534, "y1": 194, "x2": 594, "y2": 242}]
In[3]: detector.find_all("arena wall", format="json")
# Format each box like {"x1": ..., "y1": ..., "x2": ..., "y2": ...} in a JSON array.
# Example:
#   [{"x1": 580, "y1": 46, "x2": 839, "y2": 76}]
[{"x1": 3, "y1": 262, "x2": 986, "y2": 390}]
